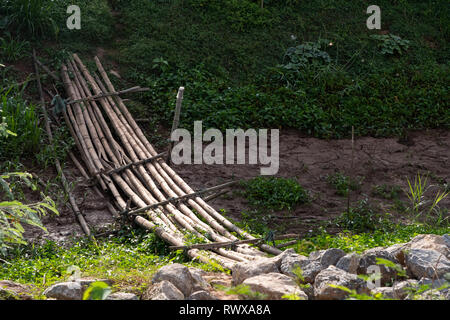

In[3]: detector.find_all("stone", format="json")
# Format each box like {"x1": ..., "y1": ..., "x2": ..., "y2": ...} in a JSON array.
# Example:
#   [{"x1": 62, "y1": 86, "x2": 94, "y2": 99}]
[
  {"x1": 189, "y1": 268, "x2": 212, "y2": 292},
  {"x1": 152, "y1": 263, "x2": 194, "y2": 296},
  {"x1": 232, "y1": 257, "x2": 279, "y2": 285},
  {"x1": 0, "y1": 288, "x2": 19, "y2": 300},
  {"x1": 144, "y1": 280, "x2": 184, "y2": 300},
  {"x1": 358, "y1": 247, "x2": 399, "y2": 286},
  {"x1": 242, "y1": 273, "x2": 307, "y2": 300},
  {"x1": 392, "y1": 279, "x2": 419, "y2": 300},
  {"x1": 417, "y1": 277, "x2": 449, "y2": 299},
  {"x1": 443, "y1": 234, "x2": 450, "y2": 248},
  {"x1": 371, "y1": 287, "x2": 395, "y2": 299},
  {"x1": 309, "y1": 248, "x2": 346, "y2": 267},
  {"x1": 106, "y1": 292, "x2": 139, "y2": 300},
  {"x1": 408, "y1": 234, "x2": 449, "y2": 259},
  {"x1": 187, "y1": 290, "x2": 218, "y2": 300},
  {"x1": 0, "y1": 280, "x2": 32, "y2": 300},
  {"x1": 279, "y1": 251, "x2": 309, "y2": 277},
  {"x1": 43, "y1": 281, "x2": 83, "y2": 300},
  {"x1": 405, "y1": 249, "x2": 450, "y2": 279},
  {"x1": 301, "y1": 261, "x2": 326, "y2": 284},
  {"x1": 75, "y1": 278, "x2": 114, "y2": 289},
  {"x1": 385, "y1": 243, "x2": 408, "y2": 266},
  {"x1": 314, "y1": 266, "x2": 369, "y2": 300},
  {"x1": 336, "y1": 253, "x2": 361, "y2": 274}
]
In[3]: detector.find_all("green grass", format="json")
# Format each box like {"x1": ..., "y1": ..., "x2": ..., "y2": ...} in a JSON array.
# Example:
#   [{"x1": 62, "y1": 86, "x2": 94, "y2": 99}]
[
  {"x1": 0, "y1": 227, "x2": 224, "y2": 298},
  {"x1": 115, "y1": 0, "x2": 449, "y2": 138},
  {"x1": 292, "y1": 223, "x2": 450, "y2": 256}
]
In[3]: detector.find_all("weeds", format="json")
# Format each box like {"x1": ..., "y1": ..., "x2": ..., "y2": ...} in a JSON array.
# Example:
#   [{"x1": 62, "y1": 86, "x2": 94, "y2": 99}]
[
  {"x1": 334, "y1": 198, "x2": 393, "y2": 233},
  {"x1": 0, "y1": 88, "x2": 41, "y2": 160},
  {"x1": 241, "y1": 176, "x2": 309, "y2": 211},
  {"x1": 405, "y1": 173, "x2": 449, "y2": 224},
  {"x1": 326, "y1": 172, "x2": 362, "y2": 197},
  {"x1": 0, "y1": 33, "x2": 29, "y2": 62}
]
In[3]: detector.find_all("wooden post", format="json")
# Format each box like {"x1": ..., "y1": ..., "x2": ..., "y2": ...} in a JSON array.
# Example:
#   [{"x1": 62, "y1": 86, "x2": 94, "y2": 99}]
[{"x1": 167, "y1": 87, "x2": 184, "y2": 164}]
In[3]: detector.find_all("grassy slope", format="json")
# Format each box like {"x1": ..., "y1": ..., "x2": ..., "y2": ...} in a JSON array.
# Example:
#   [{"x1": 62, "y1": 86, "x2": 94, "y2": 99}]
[{"x1": 116, "y1": 0, "x2": 449, "y2": 137}]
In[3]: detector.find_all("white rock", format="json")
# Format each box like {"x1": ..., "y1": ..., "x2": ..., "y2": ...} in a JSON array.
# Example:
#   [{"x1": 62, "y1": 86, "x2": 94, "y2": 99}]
[
  {"x1": 243, "y1": 273, "x2": 307, "y2": 300},
  {"x1": 336, "y1": 253, "x2": 361, "y2": 274},
  {"x1": 189, "y1": 268, "x2": 212, "y2": 292},
  {"x1": 232, "y1": 258, "x2": 279, "y2": 285},
  {"x1": 106, "y1": 292, "x2": 139, "y2": 300},
  {"x1": 144, "y1": 280, "x2": 184, "y2": 300},
  {"x1": 43, "y1": 282, "x2": 82, "y2": 300},
  {"x1": 408, "y1": 234, "x2": 450, "y2": 259},
  {"x1": 187, "y1": 290, "x2": 218, "y2": 300},
  {"x1": 358, "y1": 247, "x2": 399, "y2": 285},
  {"x1": 301, "y1": 261, "x2": 326, "y2": 284},
  {"x1": 405, "y1": 249, "x2": 450, "y2": 279},
  {"x1": 371, "y1": 287, "x2": 395, "y2": 299},
  {"x1": 152, "y1": 263, "x2": 194, "y2": 296},
  {"x1": 392, "y1": 279, "x2": 419, "y2": 299},
  {"x1": 279, "y1": 252, "x2": 309, "y2": 277},
  {"x1": 314, "y1": 266, "x2": 369, "y2": 300},
  {"x1": 309, "y1": 248, "x2": 346, "y2": 267}
]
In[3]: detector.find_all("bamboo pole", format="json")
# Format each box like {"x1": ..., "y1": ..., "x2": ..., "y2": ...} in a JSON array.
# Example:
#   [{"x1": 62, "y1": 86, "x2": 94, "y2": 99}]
[
  {"x1": 61, "y1": 54, "x2": 278, "y2": 266},
  {"x1": 167, "y1": 86, "x2": 184, "y2": 163},
  {"x1": 66, "y1": 86, "x2": 149, "y2": 105},
  {"x1": 93, "y1": 55, "x2": 280, "y2": 255},
  {"x1": 33, "y1": 49, "x2": 91, "y2": 237}
]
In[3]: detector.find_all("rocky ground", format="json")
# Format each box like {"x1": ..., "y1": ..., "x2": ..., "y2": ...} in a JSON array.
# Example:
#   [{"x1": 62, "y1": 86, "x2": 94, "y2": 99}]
[{"x1": 1, "y1": 233, "x2": 448, "y2": 300}]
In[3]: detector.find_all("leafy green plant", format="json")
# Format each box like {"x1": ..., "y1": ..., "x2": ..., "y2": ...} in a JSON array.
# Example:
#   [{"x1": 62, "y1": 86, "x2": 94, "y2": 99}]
[
  {"x1": 82, "y1": 281, "x2": 111, "y2": 300},
  {"x1": 334, "y1": 198, "x2": 392, "y2": 233},
  {"x1": 220, "y1": 283, "x2": 268, "y2": 300},
  {"x1": 370, "y1": 34, "x2": 410, "y2": 56},
  {"x1": 0, "y1": 88, "x2": 41, "y2": 160},
  {"x1": 328, "y1": 284, "x2": 388, "y2": 300},
  {"x1": 0, "y1": 172, "x2": 58, "y2": 254},
  {"x1": 281, "y1": 39, "x2": 332, "y2": 70},
  {"x1": 152, "y1": 57, "x2": 169, "y2": 73},
  {"x1": 372, "y1": 184, "x2": 402, "y2": 200},
  {"x1": 241, "y1": 177, "x2": 309, "y2": 211},
  {"x1": 326, "y1": 172, "x2": 362, "y2": 197}
]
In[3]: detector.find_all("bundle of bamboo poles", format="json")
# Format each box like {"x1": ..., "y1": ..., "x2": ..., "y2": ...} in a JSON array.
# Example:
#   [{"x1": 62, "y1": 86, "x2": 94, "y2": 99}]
[{"x1": 60, "y1": 54, "x2": 282, "y2": 269}]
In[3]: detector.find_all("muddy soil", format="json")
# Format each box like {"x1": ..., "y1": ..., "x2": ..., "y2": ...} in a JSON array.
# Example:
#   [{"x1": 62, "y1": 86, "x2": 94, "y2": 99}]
[
  {"x1": 172, "y1": 129, "x2": 450, "y2": 235},
  {"x1": 20, "y1": 128, "x2": 449, "y2": 243}
]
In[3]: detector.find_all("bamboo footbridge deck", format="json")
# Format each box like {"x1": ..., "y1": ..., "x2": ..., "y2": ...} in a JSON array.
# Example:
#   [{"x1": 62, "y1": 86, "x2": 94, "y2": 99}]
[{"x1": 46, "y1": 54, "x2": 284, "y2": 269}]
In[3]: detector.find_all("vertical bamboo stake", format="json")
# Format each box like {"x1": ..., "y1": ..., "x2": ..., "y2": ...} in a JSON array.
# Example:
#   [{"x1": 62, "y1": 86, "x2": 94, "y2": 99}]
[
  {"x1": 347, "y1": 126, "x2": 355, "y2": 213},
  {"x1": 167, "y1": 87, "x2": 184, "y2": 164}
]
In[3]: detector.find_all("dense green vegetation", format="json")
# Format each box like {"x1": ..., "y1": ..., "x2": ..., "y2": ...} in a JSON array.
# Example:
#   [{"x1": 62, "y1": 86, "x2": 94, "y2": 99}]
[{"x1": 113, "y1": 0, "x2": 449, "y2": 137}]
